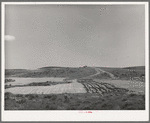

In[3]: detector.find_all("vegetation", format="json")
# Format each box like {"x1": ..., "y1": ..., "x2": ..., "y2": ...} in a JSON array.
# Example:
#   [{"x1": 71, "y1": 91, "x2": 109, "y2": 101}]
[
  {"x1": 98, "y1": 66, "x2": 145, "y2": 81},
  {"x1": 5, "y1": 79, "x2": 15, "y2": 83},
  {"x1": 5, "y1": 67, "x2": 96, "y2": 79},
  {"x1": 5, "y1": 81, "x2": 71, "y2": 89},
  {"x1": 4, "y1": 66, "x2": 145, "y2": 110},
  {"x1": 5, "y1": 92, "x2": 145, "y2": 110},
  {"x1": 5, "y1": 69, "x2": 30, "y2": 77}
]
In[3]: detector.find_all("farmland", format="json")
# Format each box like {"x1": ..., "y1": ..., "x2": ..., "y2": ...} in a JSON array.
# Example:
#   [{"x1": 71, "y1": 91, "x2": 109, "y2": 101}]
[
  {"x1": 4, "y1": 66, "x2": 145, "y2": 110},
  {"x1": 77, "y1": 79, "x2": 128, "y2": 95},
  {"x1": 5, "y1": 79, "x2": 86, "y2": 94}
]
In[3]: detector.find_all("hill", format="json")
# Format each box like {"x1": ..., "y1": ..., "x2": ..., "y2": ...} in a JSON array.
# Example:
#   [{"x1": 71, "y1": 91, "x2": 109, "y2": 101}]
[
  {"x1": 5, "y1": 67, "x2": 96, "y2": 79},
  {"x1": 123, "y1": 66, "x2": 145, "y2": 71},
  {"x1": 98, "y1": 66, "x2": 145, "y2": 80}
]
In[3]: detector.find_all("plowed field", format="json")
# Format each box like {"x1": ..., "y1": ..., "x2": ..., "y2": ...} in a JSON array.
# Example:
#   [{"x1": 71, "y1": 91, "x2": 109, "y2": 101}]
[{"x1": 78, "y1": 79, "x2": 128, "y2": 96}]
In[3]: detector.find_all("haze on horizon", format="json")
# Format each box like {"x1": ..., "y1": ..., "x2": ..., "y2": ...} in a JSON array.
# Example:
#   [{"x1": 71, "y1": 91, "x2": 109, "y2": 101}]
[{"x1": 5, "y1": 4, "x2": 145, "y2": 69}]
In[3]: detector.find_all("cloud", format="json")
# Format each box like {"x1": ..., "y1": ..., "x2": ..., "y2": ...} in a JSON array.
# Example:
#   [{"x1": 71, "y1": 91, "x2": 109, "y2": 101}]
[{"x1": 5, "y1": 35, "x2": 16, "y2": 41}]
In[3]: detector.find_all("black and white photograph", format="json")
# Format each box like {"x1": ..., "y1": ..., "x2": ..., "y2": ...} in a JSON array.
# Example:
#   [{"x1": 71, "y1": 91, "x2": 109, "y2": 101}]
[{"x1": 1, "y1": 2, "x2": 149, "y2": 121}]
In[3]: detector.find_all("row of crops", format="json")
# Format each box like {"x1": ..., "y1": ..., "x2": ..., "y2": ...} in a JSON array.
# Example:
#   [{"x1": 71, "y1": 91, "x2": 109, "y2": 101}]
[{"x1": 77, "y1": 79, "x2": 128, "y2": 96}]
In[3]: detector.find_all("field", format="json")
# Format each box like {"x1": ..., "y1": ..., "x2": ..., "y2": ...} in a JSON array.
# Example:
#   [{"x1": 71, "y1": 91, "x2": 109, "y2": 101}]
[
  {"x1": 4, "y1": 66, "x2": 145, "y2": 110},
  {"x1": 5, "y1": 80, "x2": 86, "y2": 94},
  {"x1": 77, "y1": 79, "x2": 128, "y2": 95}
]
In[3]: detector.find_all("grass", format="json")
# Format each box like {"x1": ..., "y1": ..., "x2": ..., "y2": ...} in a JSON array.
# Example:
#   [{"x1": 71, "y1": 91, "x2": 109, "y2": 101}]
[{"x1": 5, "y1": 92, "x2": 145, "y2": 110}]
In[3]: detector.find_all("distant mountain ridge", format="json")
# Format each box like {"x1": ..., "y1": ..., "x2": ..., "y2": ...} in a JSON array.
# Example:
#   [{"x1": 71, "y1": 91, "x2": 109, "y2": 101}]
[
  {"x1": 123, "y1": 66, "x2": 145, "y2": 70},
  {"x1": 38, "y1": 66, "x2": 64, "y2": 69}
]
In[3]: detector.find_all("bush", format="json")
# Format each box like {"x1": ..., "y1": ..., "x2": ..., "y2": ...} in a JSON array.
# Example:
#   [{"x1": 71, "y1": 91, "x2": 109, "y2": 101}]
[
  {"x1": 16, "y1": 98, "x2": 26, "y2": 104},
  {"x1": 82, "y1": 106, "x2": 92, "y2": 110},
  {"x1": 44, "y1": 95, "x2": 52, "y2": 99},
  {"x1": 64, "y1": 96, "x2": 69, "y2": 103},
  {"x1": 101, "y1": 102, "x2": 113, "y2": 109},
  {"x1": 16, "y1": 94, "x2": 24, "y2": 97},
  {"x1": 51, "y1": 95, "x2": 57, "y2": 101},
  {"x1": 122, "y1": 98, "x2": 127, "y2": 102},
  {"x1": 129, "y1": 93, "x2": 137, "y2": 97},
  {"x1": 25, "y1": 94, "x2": 36, "y2": 100},
  {"x1": 142, "y1": 95, "x2": 145, "y2": 100},
  {"x1": 5, "y1": 79, "x2": 15, "y2": 83},
  {"x1": 5, "y1": 92, "x2": 12, "y2": 100}
]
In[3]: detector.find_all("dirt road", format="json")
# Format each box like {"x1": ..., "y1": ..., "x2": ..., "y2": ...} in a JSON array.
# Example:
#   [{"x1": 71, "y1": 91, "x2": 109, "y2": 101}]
[
  {"x1": 96, "y1": 68, "x2": 116, "y2": 79},
  {"x1": 82, "y1": 67, "x2": 116, "y2": 79}
]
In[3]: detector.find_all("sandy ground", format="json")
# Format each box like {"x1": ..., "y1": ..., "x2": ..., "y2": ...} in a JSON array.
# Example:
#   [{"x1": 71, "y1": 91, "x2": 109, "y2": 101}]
[{"x1": 5, "y1": 79, "x2": 86, "y2": 94}]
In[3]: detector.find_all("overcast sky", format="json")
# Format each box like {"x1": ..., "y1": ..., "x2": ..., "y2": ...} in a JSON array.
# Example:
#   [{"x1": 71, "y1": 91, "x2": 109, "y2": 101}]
[{"x1": 5, "y1": 4, "x2": 145, "y2": 69}]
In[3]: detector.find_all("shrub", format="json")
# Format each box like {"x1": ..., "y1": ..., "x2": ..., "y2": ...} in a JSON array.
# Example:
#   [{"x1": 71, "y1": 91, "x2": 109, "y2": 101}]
[
  {"x1": 5, "y1": 79, "x2": 15, "y2": 83},
  {"x1": 122, "y1": 98, "x2": 127, "y2": 102},
  {"x1": 129, "y1": 93, "x2": 136, "y2": 97},
  {"x1": 25, "y1": 94, "x2": 36, "y2": 100},
  {"x1": 101, "y1": 102, "x2": 113, "y2": 110},
  {"x1": 142, "y1": 95, "x2": 145, "y2": 100},
  {"x1": 45, "y1": 105, "x2": 50, "y2": 109},
  {"x1": 16, "y1": 98, "x2": 26, "y2": 104},
  {"x1": 44, "y1": 95, "x2": 52, "y2": 99},
  {"x1": 5, "y1": 92, "x2": 12, "y2": 100},
  {"x1": 16, "y1": 94, "x2": 24, "y2": 97},
  {"x1": 82, "y1": 106, "x2": 92, "y2": 110},
  {"x1": 51, "y1": 95, "x2": 57, "y2": 101},
  {"x1": 64, "y1": 96, "x2": 69, "y2": 103}
]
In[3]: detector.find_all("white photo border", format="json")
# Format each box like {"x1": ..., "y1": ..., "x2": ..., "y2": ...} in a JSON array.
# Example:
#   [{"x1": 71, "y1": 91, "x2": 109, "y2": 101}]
[{"x1": 1, "y1": 2, "x2": 149, "y2": 121}]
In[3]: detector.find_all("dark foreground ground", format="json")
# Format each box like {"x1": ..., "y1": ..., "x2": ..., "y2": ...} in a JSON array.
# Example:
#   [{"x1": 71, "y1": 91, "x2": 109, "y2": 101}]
[{"x1": 5, "y1": 92, "x2": 145, "y2": 110}]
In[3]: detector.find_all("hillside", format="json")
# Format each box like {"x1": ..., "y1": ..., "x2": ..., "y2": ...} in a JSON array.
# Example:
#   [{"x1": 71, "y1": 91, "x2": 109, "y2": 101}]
[
  {"x1": 5, "y1": 67, "x2": 97, "y2": 79},
  {"x1": 98, "y1": 66, "x2": 145, "y2": 80},
  {"x1": 123, "y1": 66, "x2": 145, "y2": 71},
  {"x1": 5, "y1": 69, "x2": 31, "y2": 77}
]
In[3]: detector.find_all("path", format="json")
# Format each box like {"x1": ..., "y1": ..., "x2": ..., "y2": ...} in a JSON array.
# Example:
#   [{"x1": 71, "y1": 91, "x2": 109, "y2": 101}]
[
  {"x1": 96, "y1": 68, "x2": 116, "y2": 79},
  {"x1": 82, "y1": 67, "x2": 116, "y2": 79}
]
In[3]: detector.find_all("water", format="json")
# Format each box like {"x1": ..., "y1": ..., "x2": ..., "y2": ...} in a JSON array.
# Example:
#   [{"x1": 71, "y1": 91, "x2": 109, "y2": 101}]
[{"x1": 5, "y1": 77, "x2": 66, "y2": 86}]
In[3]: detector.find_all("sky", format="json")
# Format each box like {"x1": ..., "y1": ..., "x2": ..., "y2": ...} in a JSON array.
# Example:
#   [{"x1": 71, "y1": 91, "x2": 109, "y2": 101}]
[{"x1": 5, "y1": 4, "x2": 145, "y2": 69}]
